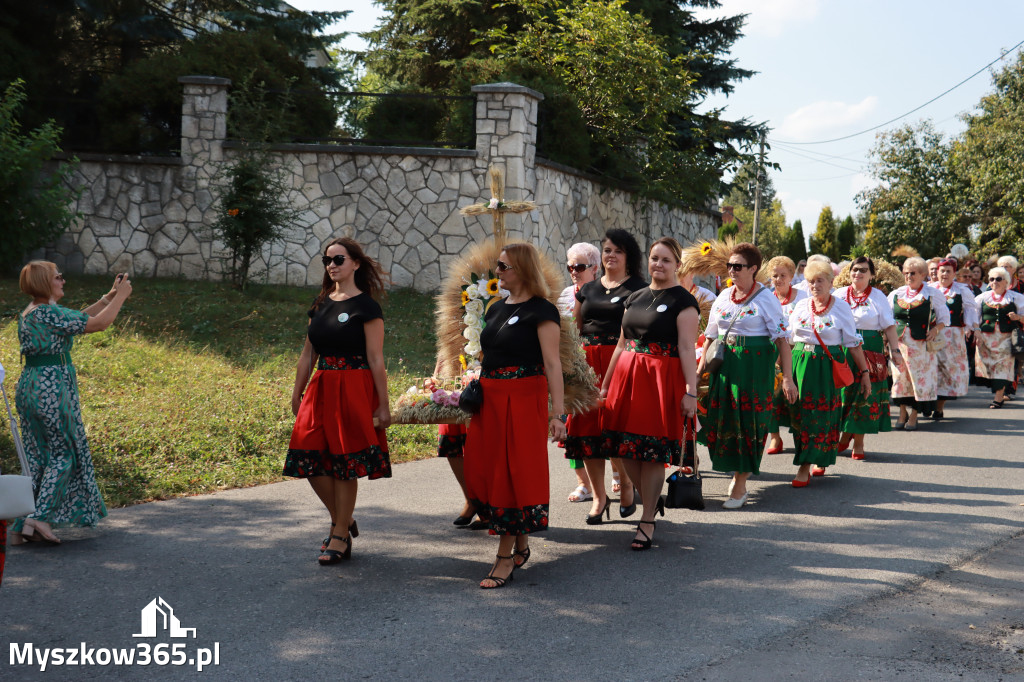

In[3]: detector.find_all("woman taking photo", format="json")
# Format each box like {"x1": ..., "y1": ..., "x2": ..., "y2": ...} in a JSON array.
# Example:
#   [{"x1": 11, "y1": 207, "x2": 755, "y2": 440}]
[
  {"x1": 787, "y1": 261, "x2": 871, "y2": 484},
  {"x1": 931, "y1": 258, "x2": 979, "y2": 419},
  {"x1": 11, "y1": 263, "x2": 132, "y2": 545},
  {"x1": 602, "y1": 238, "x2": 698, "y2": 550},
  {"x1": 464, "y1": 243, "x2": 564, "y2": 589},
  {"x1": 285, "y1": 237, "x2": 391, "y2": 565},
  {"x1": 888, "y1": 257, "x2": 950, "y2": 430},
  {"x1": 568, "y1": 230, "x2": 645, "y2": 523},
  {"x1": 834, "y1": 256, "x2": 905, "y2": 460},
  {"x1": 974, "y1": 266, "x2": 1024, "y2": 408},
  {"x1": 698, "y1": 244, "x2": 797, "y2": 509},
  {"x1": 764, "y1": 255, "x2": 807, "y2": 455}
]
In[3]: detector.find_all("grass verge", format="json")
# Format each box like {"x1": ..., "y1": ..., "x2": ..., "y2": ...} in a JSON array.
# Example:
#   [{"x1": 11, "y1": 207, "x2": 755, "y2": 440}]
[{"x1": 0, "y1": 276, "x2": 439, "y2": 507}]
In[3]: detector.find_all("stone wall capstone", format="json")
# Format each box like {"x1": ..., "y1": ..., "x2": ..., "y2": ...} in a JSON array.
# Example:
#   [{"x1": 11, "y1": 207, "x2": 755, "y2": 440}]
[{"x1": 41, "y1": 79, "x2": 719, "y2": 291}]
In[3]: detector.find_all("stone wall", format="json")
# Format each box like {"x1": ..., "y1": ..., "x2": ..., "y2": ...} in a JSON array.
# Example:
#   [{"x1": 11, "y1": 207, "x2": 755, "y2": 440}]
[{"x1": 41, "y1": 78, "x2": 719, "y2": 291}]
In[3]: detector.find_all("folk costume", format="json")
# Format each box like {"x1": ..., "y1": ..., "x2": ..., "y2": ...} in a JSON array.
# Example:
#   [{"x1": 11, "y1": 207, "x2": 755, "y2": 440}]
[
  {"x1": 772, "y1": 285, "x2": 808, "y2": 429},
  {"x1": 11, "y1": 305, "x2": 107, "y2": 534},
  {"x1": 787, "y1": 296, "x2": 862, "y2": 469},
  {"x1": 464, "y1": 296, "x2": 560, "y2": 535},
  {"x1": 834, "y1": 285, "x2": 895, "y2": 434},
  {"x1": 284, "y1": 294, "x2": 391, "y2": 480},
  {"x1": 698, "y1": 284, "x2": 789, "y2": 475},
  {"x1": 931, "y1": 281, "x2": 979, "y2": 401},
  {"x1": 974, "y1": 290, "x2": 1024, "y2": 393},
  {"x1": 437, "y1": 423, "x2": 467, "y2": 458},
  {"x1": 888, "y1": 285, "x2": 950, "y2": 413},
  {"x1": 565, "y1": 276, "x2": 647, "y2": 460},
  {"x1": 603, "y1": 286, "x2": 699, "y2": 464}
]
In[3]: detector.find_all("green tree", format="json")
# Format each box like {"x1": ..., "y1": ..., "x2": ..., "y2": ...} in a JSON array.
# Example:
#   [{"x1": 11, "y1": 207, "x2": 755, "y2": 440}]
[
  {"x1": 837, "y1": 215, "x2": 857, "y2": 258},
  {"x1": 728, "y1": 198, "x2": 787, "y2": 258},
  {"x1": 809, "y1": 205, "x2": 838, "y2": 260},
  {"x1": 786, "y1": 219, "x2": 808, "y2": 263},
  {"x1": 723, "y1": 159, "x2": 776, "y2": 212},
  {"x1": 856, "y1": 121, "x2": 955, "y2": 258},
  {"x1": 0, "y1": 79, "x2": 81, "y2": 271}
]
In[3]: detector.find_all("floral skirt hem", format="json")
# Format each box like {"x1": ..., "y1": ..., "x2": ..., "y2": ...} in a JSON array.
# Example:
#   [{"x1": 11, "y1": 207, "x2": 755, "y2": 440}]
[
  {"x1": 437, "y1": 433, "x2": 466, "y2": 458},
  {"x1": 789, "y1": 349, "x2": 842, "y2": 467},
  {"x1": 564, "y1": 435, "x2": 610, "y2": 460},
  {"x1": 468, "y1": 500, "x2": 549, "y2": 536},
  {"x1": 283, "y1": 445, "x2": 392, "y2": 480},
  {"x1": 603, "y1": 429, "x2": 681, "y2": 465}
]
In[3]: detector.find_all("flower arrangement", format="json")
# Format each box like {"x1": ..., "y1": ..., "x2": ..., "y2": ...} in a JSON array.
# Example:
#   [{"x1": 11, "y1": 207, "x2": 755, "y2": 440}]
[
  {"x1": 459, "y1": 270, "x2": 506, "y2": 368},
  {"x1": 391, "y1": 376, "x2": 473, "y2": 425}
]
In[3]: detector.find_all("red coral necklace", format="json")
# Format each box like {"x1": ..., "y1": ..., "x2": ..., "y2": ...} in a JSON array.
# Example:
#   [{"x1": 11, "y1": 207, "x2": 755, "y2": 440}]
[
  {"x1": 731, "y1": 283, "x2": 757, "y2": 305},
  {"x1": 810, "y1": 296, "x2": 832, "y2": 316},
  {"x1": 846, "y1": 285, "x2": 871, "y2": 307},
  {"x1": 775, "y1": 286, "x2": 794, "y2": 306}
]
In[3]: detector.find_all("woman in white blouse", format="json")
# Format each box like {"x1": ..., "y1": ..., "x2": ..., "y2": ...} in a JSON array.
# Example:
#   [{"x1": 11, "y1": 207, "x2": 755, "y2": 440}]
[
  {"x1": 788, "y1": 261, "x2": 871, "y2": 485},
  {"x1": 974, "y1": 267, "x2": 1024, "y2": 408},
  {"x1": 764, "y1": 255, "x2": 808, "y2": 455},
  {"x1": 888, "y1": 257, "x2": 950, "y2": 430},
  {"x1": 931, "y1": 258, "x2": 980, "y2": 419},
  {"x1": 697, "y1": 243, "x2": 797, "y2": 509},
  {"x1": 834, "y1": 256, "x2": 905, "y2": 460}
]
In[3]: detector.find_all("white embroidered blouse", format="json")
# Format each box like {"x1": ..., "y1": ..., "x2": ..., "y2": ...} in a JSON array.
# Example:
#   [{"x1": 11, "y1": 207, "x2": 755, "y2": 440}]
[
  {"x1": 887, "y1": 285, "x2": 951, "y2": 327},
  {"x1": 706, "y1": 284, "x2": 789, "y2": 341},
  {"x1": 975, "y1": 289, "x2": 1024, "y2": 312},
  {"x1": 833, "y1": 286, "x2": 896, "y2": 331},
  {"x1": 771, "y1": 286, "x2": 808, "y2": 322},
  {"x1": 788, "y1": 296, "x2": 862, "y2": 347},
  {"x1": 928, "y1": 281, "x2": 980, "y2": 328}
]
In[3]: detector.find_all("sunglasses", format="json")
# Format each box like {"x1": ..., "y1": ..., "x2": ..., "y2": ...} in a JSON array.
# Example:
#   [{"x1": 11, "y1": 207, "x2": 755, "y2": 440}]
[
  {"x1": 851, "y1": 267, "x2": 871, "y2": 274},
  {"x1": 322, "y1": 255, "x2": 347, "y2": 267},
  {"x1": 989, "y1": 276, "x2": 1004, "y2": 282},
  {"x1": 566, "y1": 263, "x2": 591, "y2": 274},
  {"x1": 496, "y1": 260, "x2": 514, "y2": 272},
  {"x1": 726, "y1": 262, "x2": 751, "y2": 271}
]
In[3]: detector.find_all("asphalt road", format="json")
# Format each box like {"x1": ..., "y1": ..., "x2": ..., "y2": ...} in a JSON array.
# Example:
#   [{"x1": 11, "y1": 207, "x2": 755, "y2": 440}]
[{"x1": 1, "y1": 386, "x2": 1022, "y2": 681}]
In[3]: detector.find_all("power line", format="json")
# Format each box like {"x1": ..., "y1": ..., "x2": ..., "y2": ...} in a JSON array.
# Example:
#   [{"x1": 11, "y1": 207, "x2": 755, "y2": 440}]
[
  {"x1": 773, "y1": 143, "x2": 864, "y2": 173},
  {"x1": 771, "y1": 38, "x2": 1024, "y2": 145},
  {"x1": 771, "y1": 141, "x2": 866, "y2": 166}
]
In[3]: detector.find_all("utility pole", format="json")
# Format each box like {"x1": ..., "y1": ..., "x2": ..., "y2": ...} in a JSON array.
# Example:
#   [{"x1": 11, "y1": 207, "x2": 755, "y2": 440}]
[{"x1": 751, "y1": 130, "x2": 766, "y2": 246}]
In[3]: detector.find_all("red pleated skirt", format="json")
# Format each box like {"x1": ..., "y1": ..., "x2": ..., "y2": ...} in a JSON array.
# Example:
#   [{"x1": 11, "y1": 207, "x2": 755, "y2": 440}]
[
  {"x1": 603, "y1": 350, "x2": 687, "y2": 464},
  {"x1": 464, "y1": 374, "x2": 550, "y2": 535},
  {"x1": 565, "y1": 343, "x2": 617, "y2": 459},
  {"x1": 283, "y1": 365, "x2": 390, "y2": 480}
]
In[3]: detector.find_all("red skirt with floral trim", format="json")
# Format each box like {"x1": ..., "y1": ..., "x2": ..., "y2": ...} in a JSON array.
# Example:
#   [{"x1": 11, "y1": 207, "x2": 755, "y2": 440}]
[
  {"x1": 565, "y1": 343, "x2": 617, "y2": 460},
  {"x1": 464, "y1": 374, "x2": 550, "y2": 535},
  {"x1": 437, "y1": 423, "x2": 467, "y2": 458},
  {"x1": 603, "y1": 349, "x2": 686, "y2": 464},
  {"x1": 284, "y1": 365, "x2": 390, "y2": 480}
]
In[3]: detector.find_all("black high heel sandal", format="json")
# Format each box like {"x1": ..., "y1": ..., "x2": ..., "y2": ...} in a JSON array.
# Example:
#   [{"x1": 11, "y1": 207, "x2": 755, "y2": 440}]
[
  {"x1": 480, "y1": 554, "x2": 515, "y2": 589},
  {"x1": 513, "y1": 545, "x2": 531, "y2": 569},
  {"x1": 631, "y1": 521, "x2": 656, "y2": 551},
  {"x1": 619, "y1": 487, "x2": 637, "y2": 518},
  {"x1": 655, "y1": 496, "x2": 666, "y2": 517},
  {"x1": 318, "y1": 534, "x2": 351, "y2": 565},
  {"x1": 585, "y1": 497, "x2": 611, "y2": 525},
  {"x1": 321, "y1": 520, "x2": 359, "y2": 551}
]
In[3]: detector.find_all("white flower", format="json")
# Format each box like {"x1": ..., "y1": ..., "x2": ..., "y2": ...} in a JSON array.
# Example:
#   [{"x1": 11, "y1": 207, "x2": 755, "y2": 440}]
[
  {"x1": 465, "y1": 314, "x2": 484, "y2": 331},
  {"x1": 465, "y1": 339, "x2": 482, "y2": 356},
  {"x1": 465, "y1": 299, "x2": 484, "y2": 318},
  {"x1": 497, "y1": 286, "x2": 510, "y2": 298},
  {"x1": 476, "y1": 279, "x2": 490, "y2": 299},
  {"x1": 463, "y1": 327, "x2": 481, "y2": 343},
  {"x1": 466, "y1": 283, "x2": 483, "y2": 300},
  {"x1": 488, "y1": 197, "x2": 499, "y2": 209},
  {"x1": 406, "y1": 385, "x2": 418, "y2": 394}
]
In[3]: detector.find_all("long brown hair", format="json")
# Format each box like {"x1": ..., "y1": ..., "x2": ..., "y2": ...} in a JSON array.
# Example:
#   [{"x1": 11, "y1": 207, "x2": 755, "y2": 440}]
[
  {"x1": 311, "y1": 237, "x2": 388, "y2": 311},
  {"x1": 502, "y1": 242, "x2": 550, "y2": 299}
]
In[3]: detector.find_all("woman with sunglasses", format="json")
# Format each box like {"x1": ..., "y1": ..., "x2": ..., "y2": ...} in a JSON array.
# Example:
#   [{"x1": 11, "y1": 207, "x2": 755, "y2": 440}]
[
  {"x1": 763, "y1": 255, "x2": 807, "y2": 455},
  {"x1": 285, "y1": 238, "x2": 390, "y2": 565},
  {"x1": 787, "y1": 260, "x2": 871, "y2": 485},
  {"x1": 974, "y1": 266, "x2": 1024, "y2": 408},
  {"x1": 568, "y1": 230, "x2": 645, "y2": 523},
  {"x1": 601, "y1": 238, "x2": 698, "y2": 549},
  {"x1": 698, "y1": 243, "x2": 798, "y2": 509},
  {"x1": 10, "y1": 263, "x2": 132, "y2": 545},
  {"x1": 833, "y1": 256, "x2": 905, "y2": 460},
  {"x1": 930, "y1": 258, "x2": 980, "y2": 419},
  {"x1": 887, "y1": 257, "x2": 950, "y2": 430},
  {"x1": 557, "y1": 242, "x2": 599, "y2": 506},
  {"x1": 464, "y1": 243, "x2": 564, "y2": 588}
]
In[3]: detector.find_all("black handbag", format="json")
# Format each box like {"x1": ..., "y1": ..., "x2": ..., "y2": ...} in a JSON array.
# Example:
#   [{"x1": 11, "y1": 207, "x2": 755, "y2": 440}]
[
  {"x1": 458, "y1": 379, "x2": 484, "y2": 414},
  {"x1": 664, "y1": 421, "x2": 704, "y2": 510}
]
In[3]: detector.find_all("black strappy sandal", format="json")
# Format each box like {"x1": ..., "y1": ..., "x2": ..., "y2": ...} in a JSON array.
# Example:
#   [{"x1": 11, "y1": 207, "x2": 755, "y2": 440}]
[
  {"x1": 990, "y1": 400, "x2": 1005, "y2": 409},
  {"x1": 318, "y1": 534, "x2": 351, "y2": 565},
  {"x1": 631, "y1": 521, "x2": 656, "y2": 551},
  {"x1": 321, "y1": 520, "x2": 359, "y2": 551},
  {"x1": 480, "y1": 554, "x2": 515, "y2": 589},
  {"x1": 513, "y1": 545, "x2": 531, "y2": 569}
]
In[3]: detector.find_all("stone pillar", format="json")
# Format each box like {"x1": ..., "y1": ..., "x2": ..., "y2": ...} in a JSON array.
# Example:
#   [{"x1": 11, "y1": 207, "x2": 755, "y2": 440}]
[{"x1": 471, "y1": 83, "x2": 544, "y2": 245}]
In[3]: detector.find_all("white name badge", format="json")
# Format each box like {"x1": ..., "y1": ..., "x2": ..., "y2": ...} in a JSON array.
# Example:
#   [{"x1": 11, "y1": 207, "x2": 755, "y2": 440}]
[
  {"x1": 610, "y1": 296, "x2": 621, "y2": 303},
  {"x1": 656, "y1": 304, "x2": 668, "y2": 312},
  {"x1": 337, "y1": 313, "x2": 350, "y2": 323},
  {"x1": 508, "y1": 316, "x2": 520, "y2": 325}
]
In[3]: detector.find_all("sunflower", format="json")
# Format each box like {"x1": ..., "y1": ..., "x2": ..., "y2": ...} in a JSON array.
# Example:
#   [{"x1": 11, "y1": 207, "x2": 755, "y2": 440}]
[
  {"x1": 700, "y1": 242, "x2": 712, "y2": 255},
  {"x1": 461, "y1": 290, "x2": 470, "y2": 306},
  {"x1": 725, "y1": 277, "x2": 733, "y2": 288},
  {"x1": 486, "y1": 278, "x2": 500, "y2": 296},
  {"x1": 459, "y1": 354, "x2": 468, "y2": 371}
]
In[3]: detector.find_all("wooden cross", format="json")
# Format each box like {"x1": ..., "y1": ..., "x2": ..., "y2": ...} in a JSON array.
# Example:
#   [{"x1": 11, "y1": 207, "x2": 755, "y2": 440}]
[{"x1": 459, "y1": 165, "x2": 536, "y2": 245}]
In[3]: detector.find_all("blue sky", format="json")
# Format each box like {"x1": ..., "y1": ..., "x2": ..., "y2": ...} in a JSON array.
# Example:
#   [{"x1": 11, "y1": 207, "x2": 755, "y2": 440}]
[{"x1": 292, "y1": 0, "x2": 1024, "y2": 232}]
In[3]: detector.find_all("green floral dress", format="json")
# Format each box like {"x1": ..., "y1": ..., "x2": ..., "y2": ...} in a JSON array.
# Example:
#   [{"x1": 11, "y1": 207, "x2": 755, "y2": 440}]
[{"x1": 11, "y1": 304, "x2": 107, "y2": 532}]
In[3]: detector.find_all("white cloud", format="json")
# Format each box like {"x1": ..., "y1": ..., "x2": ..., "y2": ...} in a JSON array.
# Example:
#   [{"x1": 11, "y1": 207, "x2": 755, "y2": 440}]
[
  {"x1": 777, "y1": 193, "x2": 824, "y2": 233},
  {"x1": 775, "y1": 96, "x2": 879, "y2": 142},
  {"x1": 709, "y1": 0, "x2": 819, "y2": 38}
]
